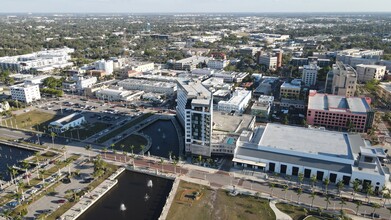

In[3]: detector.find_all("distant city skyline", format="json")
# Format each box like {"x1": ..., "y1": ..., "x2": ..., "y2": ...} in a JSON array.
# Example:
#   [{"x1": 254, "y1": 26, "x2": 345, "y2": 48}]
[{"x1": 1, "y1": 0, "x2": 391, "y2": 13}]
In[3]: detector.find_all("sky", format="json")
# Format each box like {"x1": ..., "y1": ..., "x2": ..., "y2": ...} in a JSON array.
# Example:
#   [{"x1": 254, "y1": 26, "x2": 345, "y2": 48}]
[{"x1": 1, "y1": 0, "x2": 391, "y2": 13}]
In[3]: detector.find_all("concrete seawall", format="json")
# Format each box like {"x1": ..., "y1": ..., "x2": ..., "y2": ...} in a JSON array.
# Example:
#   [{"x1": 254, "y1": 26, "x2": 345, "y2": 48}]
[{"x1": 60, "y1": 168, "x2": 125, "y2": 220}]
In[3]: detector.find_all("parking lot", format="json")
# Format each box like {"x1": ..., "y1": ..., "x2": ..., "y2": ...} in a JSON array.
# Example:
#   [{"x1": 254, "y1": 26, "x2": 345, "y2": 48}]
[{"x1": 25, "y1": 156, "x2": 94, "y2": 219}]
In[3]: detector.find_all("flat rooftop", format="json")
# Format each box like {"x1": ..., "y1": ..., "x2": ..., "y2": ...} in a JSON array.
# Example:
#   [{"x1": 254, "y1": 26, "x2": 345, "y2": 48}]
[
  {"x1": 213, "y1": 111, "x2": 254, "y2": 133},
  {"x1": 308, "y1": 91, "x2": 371, "y2": 114},
  {"x1": 379, "y1": 82, "x2": 391, "y2": 93},
  {"x1": 256, "y1": 124, "x2": 352, "y2": 159},
  {"x1": 179, "y1": 79, "x2": 211, "y2": 99}
]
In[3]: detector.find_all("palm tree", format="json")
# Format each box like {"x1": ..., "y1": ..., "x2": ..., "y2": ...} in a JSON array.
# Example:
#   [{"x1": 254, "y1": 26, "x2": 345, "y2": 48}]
[
  {"x1": 337, "y1": 180, "x2": 344, "y2": 198},
  {"x1": 159, "y1": 158, "x2": 164, "y2": 172},
  {"x1": 140, "y1": 145, "x2": 145, "y2": 156},
  {"x1": 310, "y1": 175, "x2": 317, "y2": 189},
  {"x1": 283, "y1": 184, "x2": 289, "y2": 200},
  {"x1": 13, "y1": 192, "x2": 22, "y2": 204},
  {"x1": 355, "y1": 200, "x2": 362, "y2": 216},
  {"x1": 50, "y1": 132, "x2": 56, "y2": 148},
  {"x1": 173, "y1": 160, "x2": 178, "y2": 174},
  {"x1": 269, "y1": 182, "x2": 275, "y2": 197},
  {"x1": 324, "y1": 194, "x2": 331, "y2": 210},
  {"x1": 371, "y1": 203, "x2": 381, "y2": 218},
  {"x1": 366, "y1": 185, "x2": 374, "y2": 203},
  {"x1": 296, "y1": 187, "x2": 303, "y2": 204},
  {"x1": 130, "y1": 145, "x2": 135, "y2": 156},
  {"x1": 2, "y1": 209, "x2": 12, "y2": 220},
  {"x1": 168, "y1": 151, "x2": 173, "y2": 161},
  {"x1": 7, "y1": 166, "x2": 17, "y2": 184},
  {"x1": 309, "y1": 191, "x2": 316, "y2": 210},
  {"x1": 120, "y1": 144, "x2": 125, "y2": 154},
  {"x1": 352, "y1": 179, "x2": 361, "y2": 200},
  {"x1": 339, "y1": 198, "x2": 347, "y2": 211},
  {"x1": 383, "y1": 193, "x2": 390, "y2": 207},
  {"x1": 110, "y1": 143, "x2": 115, "y2": 152},
  {"x1": 298, "y1": 172, "x2": 304, "y2": 186},
  {"x1": 323, "y1": 178, "x2": 330, "y2": 194},
  {"x1": 102, "y1": 147, "x2": 107, "y2": 159},
  {"x1": 85, "y1": 144, "x2": 92, "y2": 160}
]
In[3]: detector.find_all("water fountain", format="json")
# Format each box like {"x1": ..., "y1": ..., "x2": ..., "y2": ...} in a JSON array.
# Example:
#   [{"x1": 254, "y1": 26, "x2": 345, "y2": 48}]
[
  {"x1": 147, "y1": 180, "x2": 153, "y2": 188},
  {"x1": 144, "y1": 193, "x2": 150, "y2": 201},
  {"x1": 120, "y1": 203, "x2": 126, "y2": 211}
]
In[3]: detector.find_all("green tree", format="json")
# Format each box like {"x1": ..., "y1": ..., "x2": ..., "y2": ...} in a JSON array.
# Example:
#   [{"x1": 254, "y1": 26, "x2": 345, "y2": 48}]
[
  {"x1": 85, "y1": 144, "x2": 92, "y2": 160},
  {"x1": 323, "y1": 178, "x2": 330, "y2": 194},
  {"x1": 310, "y1": 175, "x2": 317, "y2": 189},
  {"x1": 355, "y1": 201, "x2": 362, "y2": 216},
  {"x1": 324, "y1": 194, "x2": 331, "y2": 210},
  {"x1": 296, "y1": 187, "x2": 303, "y2": 204},
  {"x1": 269, "y1": 182, "x2": 275, "y2": 197},
  {"x1": 309, "y1": 191, "x2": 316, "y2": 210}
]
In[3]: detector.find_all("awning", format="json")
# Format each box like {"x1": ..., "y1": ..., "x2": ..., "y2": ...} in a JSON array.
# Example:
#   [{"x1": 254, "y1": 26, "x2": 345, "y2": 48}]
[{"x1": 232, "y1": 158, "x2": 266, "y2": 167}]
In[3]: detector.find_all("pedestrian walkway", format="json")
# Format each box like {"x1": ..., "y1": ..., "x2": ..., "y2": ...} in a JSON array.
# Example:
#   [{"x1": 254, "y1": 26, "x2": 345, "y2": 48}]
[{"x1": 269, "y1": 200, "x2": 292, "y2": 220}]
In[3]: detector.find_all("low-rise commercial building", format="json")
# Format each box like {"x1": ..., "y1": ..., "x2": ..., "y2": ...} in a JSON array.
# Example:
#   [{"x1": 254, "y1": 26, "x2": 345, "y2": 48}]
[
  {"x1": 218, "y1": 89, "x2": 252, "y2": 113},
  {"x1": 251, "y1": 95, "x2": 274, "y2": 120},
  {"x1": 10, "y1": 83, "x2": 41, "y2": 103},
  {"x1": 207, "y1": 59, "x2": 229, "y2": 70},
  {"x1": 307, "y1": 90, "x2": 374, "y2": 132},
  {"x1": 356, "y1": 64, "x2": 386, "y2": 83},
  {"x1": 174, "y1": 56, "x2": 210, "y2": 71},
  {"x1": 49, "y1": 113, "x2": 86, "y2": 133},
  {"x1": 0, "y1": 47, "x2": 74, "y2": 73},
  {"x1": 378, "y1": 82, "x2": 391, "y2": 107},
  {"x1": 280, "y1": 81, "x2": 301, "y2": 99},
  {"x1": 95, "y1": 88, "x2": 143, "y2": 101},
  {"x1": 233, "y1": 123, "x2": 389, "y2": 190},
  {"x1": 118, "y1": 79, "x2": 176, "y2": 94}
]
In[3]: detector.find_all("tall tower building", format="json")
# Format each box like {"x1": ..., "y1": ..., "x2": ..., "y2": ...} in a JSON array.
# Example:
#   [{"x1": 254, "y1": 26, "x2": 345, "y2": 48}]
[
  {"x1": 325, "y1": 61, "x2": 357, "y2": 97},
  {"x1": 177, "y1": 79, "x2": 213, "y2": 156},
  {"x1": 302, "y1": 63, "x2": 320, "y2": 86}
]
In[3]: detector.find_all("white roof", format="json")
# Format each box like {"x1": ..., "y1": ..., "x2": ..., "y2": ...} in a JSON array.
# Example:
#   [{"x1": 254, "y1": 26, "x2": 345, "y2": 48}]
[{"x1": 257, "y1": 124, "x2": 351, "y2": 157}]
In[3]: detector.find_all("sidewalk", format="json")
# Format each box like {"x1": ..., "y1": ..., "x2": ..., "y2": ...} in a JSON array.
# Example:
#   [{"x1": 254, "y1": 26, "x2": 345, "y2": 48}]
[{"x1": 270, "y1": 200, "x2": 293, "y2": 220}]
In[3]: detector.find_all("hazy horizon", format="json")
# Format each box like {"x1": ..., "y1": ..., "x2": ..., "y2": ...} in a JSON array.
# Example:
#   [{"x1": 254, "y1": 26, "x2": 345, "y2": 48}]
[{"x1": 1, "y1": 0, "x2": 391, "y2": 14}]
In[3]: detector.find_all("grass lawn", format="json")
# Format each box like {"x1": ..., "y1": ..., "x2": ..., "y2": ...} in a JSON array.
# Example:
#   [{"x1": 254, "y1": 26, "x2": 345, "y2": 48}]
[
  {"x1": 112, "y1": 134, "x2": 148, "y2": 154},
  {"x1": 167, "y1": 181, "x2": 275, "y2": 220},
  {"x1": 10, "y1": 110, "x2": 59, "y2": 131},
  {"x1": 61, "y1": 122, "x2": 110, "y2": 140},
  {"x1": 97, "y1": 113, "x2": 153, "y2": 143},
  {"x1": 276, "y1": 203, "x2": 334, "y2": 220}
]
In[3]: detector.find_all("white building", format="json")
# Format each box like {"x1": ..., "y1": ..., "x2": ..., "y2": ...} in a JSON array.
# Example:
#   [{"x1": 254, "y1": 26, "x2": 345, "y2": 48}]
[
  {"x1": 234, "y1": 124, "x2": 389, "y2": 190},
  {"x1": 302, "y1": 63, "x2": 320, "y2": 86},
  {"x1": 73, "y1": 75, "x2": 98, "y2": 90},
  {"x1": 207, "y1": 59, "x2": 229, "y2": 70},
  {"x1": 0, "y1": 47, "x2": 74, "y2": 73},
  {"x1": 96, "y1": 88, "x2": 143, "y2": 101},
  {"x1": 95, "y1": 59, "x2": 114, "y2": 75},
  {"x1": 118, "y1": 79, "x2": 176, "y2": 94},
  {"x1": 258, "y1": 55, "x2": 278, "y2": 70},
  {"x1": 24, "y1": 75, "x2": 51, "y2": 85},
  {"x1": 218, "y1": 89, "x2": 252, "y2": 113},
  {"x1": 10, "y1": 83, "x2": 41, "y2": 103},
  {"x1": 49, "y1": 113, "x2": 86, "y2": 133},
  {"x1": 177, "y1": 79, "x2": 213, "y2": 156},
  {"x1": 356, "y1": 64, "x2": 386, "y2": 83},
  {"x1": 174, "y1": 56, "x2": 210, "y2": 71}
]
